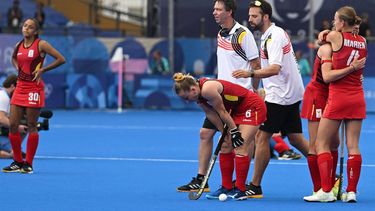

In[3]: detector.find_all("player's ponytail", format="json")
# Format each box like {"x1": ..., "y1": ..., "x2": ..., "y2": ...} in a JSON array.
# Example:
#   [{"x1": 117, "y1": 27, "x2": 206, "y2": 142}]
[
  {"x1": 337, "y1": 6, "x2": 357, "y2": 26},
  {"x1": 12, "y1": 40, "x2": 23, "y2": 60},
  {"x1": 173, "y1": 73, "x2": 197, "y2": 94}
]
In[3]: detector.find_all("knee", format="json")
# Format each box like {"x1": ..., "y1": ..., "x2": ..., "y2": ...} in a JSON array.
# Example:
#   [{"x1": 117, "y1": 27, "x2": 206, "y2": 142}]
[
  {"x1": 255, "y1": 132, "x2": 269, "y2": 146},
  {"x1": 288, "y1": 138, "x2": 297, "y2": 146},
  {"x1": 288, "y1": 134, "x2": 305, "y2": 146},
  {"x1": 27, "y1": 122, "x2": 38, "y2": 132},
  {"x1": 234, "y1": 147, "x2": 248, "y2": 156},
  {"x1": 330, "y1": 137, "x2": 340, "y2": 150},
  {"x1": 200, "y1": 128, "x2": 214, "y2": 143},
  {"x1": 346, "y1": 141, "x2": 359, "y2": 152},
  {"x1": 221, "y1": 142, "x2": 233, "y2": 153},
  {"x1": 9, "y1": 122, "x2": 19, "y2": 133}
]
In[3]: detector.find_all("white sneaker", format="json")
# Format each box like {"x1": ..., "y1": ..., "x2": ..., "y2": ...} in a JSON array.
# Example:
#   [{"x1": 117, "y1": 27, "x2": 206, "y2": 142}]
[
  {"x1": 303, "y1": 189, "x2": 336, "y2": 202},
  {"x1": 342, "y1": 191, "x2": 357, "y2": 203}
]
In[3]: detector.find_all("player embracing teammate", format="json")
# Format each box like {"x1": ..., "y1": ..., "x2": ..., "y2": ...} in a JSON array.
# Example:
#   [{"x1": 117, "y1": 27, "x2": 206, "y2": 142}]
[{"x1": 303, "y1": 6, "x2": 367, "y2": 203}]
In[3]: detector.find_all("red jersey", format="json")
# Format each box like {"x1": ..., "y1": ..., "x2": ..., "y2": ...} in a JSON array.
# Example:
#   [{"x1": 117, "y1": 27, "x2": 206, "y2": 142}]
[
  {"x1": 301, "y1": 55, "x2": 329, "y2": 121},
  {"x1": 15, "y1": 38, "x2": 45, "y2": 82},
  {"x1": 310, "y1": 54, "x2": 329, "y2": 91},
  {"x1": 197, "y1": 78, "x2": 267, "y2": 125},
  {"x1": 323, "y1": 32, "x2": 367, "y2": 119},
  {"x1": 330, "y1": 32, "x2": 367, "y2": 91},
  {"x1": 11, "y1": 38, "x2": 45, "y2": 108}
]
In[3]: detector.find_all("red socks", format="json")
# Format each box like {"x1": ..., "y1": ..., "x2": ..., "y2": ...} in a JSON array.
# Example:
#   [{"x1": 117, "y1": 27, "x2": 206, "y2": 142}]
[
  {"x1": 9, "y1": 132, "x2": 23, "y2": 163},
  {"x1": 272, "y1": 135, "x2": 290, "y2": 154},
  {"x1": 26, "y1": 133, "x2": 39, "y2": 166},
  {"x1": 235, "y1": 155, "x2": 250, "y2": 191},
  {"x1": 346, "y1": 154, "x2": 362, "y2": 193},
  {"x1": 219, "y1": 152, "x2": 235, "y2": 190},
  {"x1": 317, "y1": 152, "x2": 333, "y2": 192},
  {"x1": 307, "y1": 154, "x2": 321, "y2": 192}
]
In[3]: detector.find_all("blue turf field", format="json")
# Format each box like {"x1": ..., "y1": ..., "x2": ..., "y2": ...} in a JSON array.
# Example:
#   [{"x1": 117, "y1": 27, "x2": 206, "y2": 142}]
[{"x1": 0, "y1": 110, "x2": 374, "y2": 211}]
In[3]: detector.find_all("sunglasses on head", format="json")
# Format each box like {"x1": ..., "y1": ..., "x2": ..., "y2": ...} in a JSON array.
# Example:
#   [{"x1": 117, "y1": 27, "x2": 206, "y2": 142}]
[{"x1": 255, "y1": 0, "x2": 262, "y2": 7}]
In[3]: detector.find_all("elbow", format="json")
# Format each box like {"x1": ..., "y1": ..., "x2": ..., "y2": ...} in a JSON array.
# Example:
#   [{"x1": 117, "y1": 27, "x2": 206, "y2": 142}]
[
  {"x1": 59, "y1": 57, "x2": 66, "y2": 65},
  {"x1": 270, "y1": 65, "x2": 281, "y2": 76},
  {"x1": 269, "y1": 69, "x2": 280, "y2": 77}
]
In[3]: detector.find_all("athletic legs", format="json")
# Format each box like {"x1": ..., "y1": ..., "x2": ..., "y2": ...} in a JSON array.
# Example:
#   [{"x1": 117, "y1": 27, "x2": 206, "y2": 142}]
[{"x1": 251, "y1": 130, "x2": 272, "y2": 186}]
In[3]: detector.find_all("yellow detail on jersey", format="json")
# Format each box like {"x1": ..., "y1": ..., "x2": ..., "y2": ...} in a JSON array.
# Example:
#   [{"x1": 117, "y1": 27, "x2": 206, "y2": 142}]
[
  {"x1": 224, "y1": 95, "x2": 238, "y2": 102},
  {"x1": 35, "y1": 62, "x2": 42, "y2": 71},
  {"x1": 238, "y1": 31, "x2": 246, "y2": 44},
  {"x1": 266, "y1": 38, "x2": 272, "y2": 46}
]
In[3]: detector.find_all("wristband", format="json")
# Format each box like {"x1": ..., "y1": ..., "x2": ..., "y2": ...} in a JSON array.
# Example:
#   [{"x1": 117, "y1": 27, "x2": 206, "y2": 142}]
[{"x1": 321, "y1": 59, "x2": 332, "y2": 64}]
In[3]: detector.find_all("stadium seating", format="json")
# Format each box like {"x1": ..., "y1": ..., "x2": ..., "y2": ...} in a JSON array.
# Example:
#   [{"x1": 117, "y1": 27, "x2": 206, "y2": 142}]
[{"x1": 0, "y1": 0, "x2": 68, "y2": 30}]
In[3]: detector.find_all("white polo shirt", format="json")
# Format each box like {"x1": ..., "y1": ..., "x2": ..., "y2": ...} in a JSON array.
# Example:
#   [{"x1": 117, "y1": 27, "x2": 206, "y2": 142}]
[
  {"x1": 0, "y1": 89, "x2": 10, "y2": 114},
  {"x1": 260, "y1": 23, "x2": 304, "y2": 105},
  {"x1": 217, "y1": 22, "x2": 259, "y2": 90}
]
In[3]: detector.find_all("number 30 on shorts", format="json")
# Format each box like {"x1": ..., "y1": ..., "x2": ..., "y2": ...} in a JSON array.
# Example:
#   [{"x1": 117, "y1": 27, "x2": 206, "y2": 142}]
[
  {"x1": 245, "y1": 109, "x2": 252, "y2": 118},
  {"x1": 28, "y1": 92, "x2": 40, "y2": 102}
]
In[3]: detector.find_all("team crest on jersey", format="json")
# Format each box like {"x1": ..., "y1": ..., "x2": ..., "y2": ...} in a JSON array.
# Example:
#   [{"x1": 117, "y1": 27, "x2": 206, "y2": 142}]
[
  {"x1": 28, "y1": 50, "x2": 34, "y2": 57},
  {"x1": 315, "y1": 109, "x2": 322, "y2": 118}
]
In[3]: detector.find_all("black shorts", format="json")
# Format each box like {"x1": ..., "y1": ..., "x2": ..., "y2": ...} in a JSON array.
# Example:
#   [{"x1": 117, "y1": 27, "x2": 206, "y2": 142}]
[
  {"x1": 259, "y1": 101, "x2": 303, "y2": 135},
  {"x1": 202, "y1": 117, "x2": 218, "y2": 130}
]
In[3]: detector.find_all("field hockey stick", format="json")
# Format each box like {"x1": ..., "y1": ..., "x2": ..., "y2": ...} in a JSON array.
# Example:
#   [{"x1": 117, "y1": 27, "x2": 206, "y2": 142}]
[
  {"x1": 337, "y1": 122, "x2": 345, "y2": 200},
  {"x1": 188, "y1": 124, "x2": 229, "y2": 200}
]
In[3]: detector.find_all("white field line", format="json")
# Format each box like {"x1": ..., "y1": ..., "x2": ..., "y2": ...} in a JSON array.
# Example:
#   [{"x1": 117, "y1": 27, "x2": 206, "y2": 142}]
[
  {"x1": 52, "y1": 124, "x2": 198, "y2": 130},
  {"x1": 51, "y1": 124, "x2": 375, "y2": 133},
  {"x1": 35, "y1": 155, "x2": 375, "y2": 168}
]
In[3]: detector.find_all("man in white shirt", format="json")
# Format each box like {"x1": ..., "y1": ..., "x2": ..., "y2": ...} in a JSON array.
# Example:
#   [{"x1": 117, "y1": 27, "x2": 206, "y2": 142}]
[
  {"x1": 233, "y1": 0, "x2": 309, "y2": 198},
  {"x1": 177, "y1": 0, "x2": 261, "y2": 196}
]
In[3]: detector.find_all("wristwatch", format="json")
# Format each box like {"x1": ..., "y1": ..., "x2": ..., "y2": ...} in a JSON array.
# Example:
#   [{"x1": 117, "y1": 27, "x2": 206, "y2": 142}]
[{"x1": 249, "y1": 70, "x2": 255, "y2": 77}]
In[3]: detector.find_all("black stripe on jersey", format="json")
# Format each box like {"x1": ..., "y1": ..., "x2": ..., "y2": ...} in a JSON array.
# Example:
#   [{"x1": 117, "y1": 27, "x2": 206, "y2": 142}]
[{"x1": 231, "y1": 28, "x2": 248, "y2": 61}]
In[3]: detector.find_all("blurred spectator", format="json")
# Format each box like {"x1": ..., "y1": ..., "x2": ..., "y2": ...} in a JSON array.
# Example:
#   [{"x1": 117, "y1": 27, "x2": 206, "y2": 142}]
[
  {"x1": 295, "y1": 50, "x2": 311, "y2": 75},
  {"x1": 192, "y1": 59, "x2": 205, "y2": 77},
  {"x1": 150, "y1": 50, "x2": 170, "y2": 75},
  {"x1": 7, "y1": 0, "x2": 23, "y2": 34},
  {"x1": 359, "y1": 13, "x2": 371, "y2": 39},
  {"x1": 319, "y1": 19, "x2": 331, "y2": 32},
  {"x1": 34, "y1": 2, "x2": 46, "y2": 29}
]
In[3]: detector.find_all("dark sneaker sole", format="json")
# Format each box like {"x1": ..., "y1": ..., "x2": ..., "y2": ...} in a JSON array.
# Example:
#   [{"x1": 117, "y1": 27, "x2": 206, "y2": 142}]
[{"x1": 177, "y1": 187, "x2": 210, "y2": 193}]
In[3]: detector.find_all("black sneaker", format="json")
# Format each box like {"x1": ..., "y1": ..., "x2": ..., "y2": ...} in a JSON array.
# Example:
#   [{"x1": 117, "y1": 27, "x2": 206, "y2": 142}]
[
  {"x1": 177, "y1": 177, "x2": 209, "y2": 192},
  {"x1": 20, "y1": 162, "x2": 33, "y2": 174},
  {"x1": 245, "y1": 183, "x2": 263, "y2": 198},
  {"x1": 2, "y1": 161, "x2": 23, "y2": 173},
  {"x1": 278, "y1": 149, "x2": 302, "y2": 160},
  {"x1": 228, "y1": 187, "x2": 247, "y2": 201}
]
